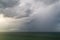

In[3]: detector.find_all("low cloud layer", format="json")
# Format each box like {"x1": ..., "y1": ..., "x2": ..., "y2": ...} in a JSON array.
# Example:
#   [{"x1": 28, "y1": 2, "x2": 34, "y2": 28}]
[{"x1": 0, "y1": 0, "x2": 60, "y2": 32}]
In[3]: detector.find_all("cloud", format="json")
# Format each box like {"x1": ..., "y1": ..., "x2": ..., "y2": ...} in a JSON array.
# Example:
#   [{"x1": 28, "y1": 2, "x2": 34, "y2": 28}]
[
  {"x1": 0, "y1": 14, "x2": 30, "y2": 32},
  {"x1": 35, "y1": 0, "x2": 59, "y2": 5},
  {"x1": 0, "y1": 0, "x2": 32, "y2": 32},
  {"x1": 27, "y1": 0, "x2": 60, "y2": 32},
  {"x1": 0, "y1": 0, "x2": 32, "y2": 18},
  {"x1": 0, "y1": 0, "x2": 60, "y2": 32},
  {"x1": 0, "y1": 0, "x2": 19, "y2": 8}
]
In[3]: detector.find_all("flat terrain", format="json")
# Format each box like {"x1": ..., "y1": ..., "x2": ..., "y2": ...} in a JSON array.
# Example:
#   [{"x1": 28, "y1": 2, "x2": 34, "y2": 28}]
[{"x1": 0, "y1": 32, "x2": 60, "y2": 40}]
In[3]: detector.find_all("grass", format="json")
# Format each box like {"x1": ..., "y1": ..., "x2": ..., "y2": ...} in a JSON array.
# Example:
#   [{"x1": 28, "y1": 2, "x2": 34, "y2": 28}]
[{"x1": 0, "y1": 32, "x2": 60, "y2": 40}]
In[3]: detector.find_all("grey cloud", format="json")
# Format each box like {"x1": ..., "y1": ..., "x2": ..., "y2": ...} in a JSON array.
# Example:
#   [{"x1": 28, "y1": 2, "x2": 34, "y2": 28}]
[
  {"x1": 0, "y1": 0, "x2": 32, "y2": 18},
  {"x1": 26, "y1": 0, "x2": 60, "y2": 32},
  {"x1": 0, "y1": 0, "x2": 19, "y2": 8},
  {"x1": 0, "y1": 2, "x2": 32, "y2": 18},
  {"x1": 0, "y1": 0, "x2": 20, "y2": 17},
  {"x1": 35, "y1": 0, "x2": 59, "y2": 5},
  {"x1": 0, "y1": 0, "x2": 60, "y2": 32}
]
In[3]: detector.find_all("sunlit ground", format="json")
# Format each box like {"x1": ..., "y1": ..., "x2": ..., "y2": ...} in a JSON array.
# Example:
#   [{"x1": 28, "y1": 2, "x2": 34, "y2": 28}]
[
  {"x1": 0, "y1": 32, "x2": 60, "y2": 40},
  {"x1": 0, "y1": 33, "x2": 6, "y2": 40}
]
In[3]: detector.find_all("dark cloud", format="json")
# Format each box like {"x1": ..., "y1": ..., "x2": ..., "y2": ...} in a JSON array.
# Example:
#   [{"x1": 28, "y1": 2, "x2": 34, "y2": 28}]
[
  {"x1": 26, "y1": 0, "x2": 60, "y2": 32},
  {"x1": 0, "y1": 0, "x2": 60, "y2": 32},
  {"x1": 0, "y1": 2, "x2": 32, "y2": 18},
  {"x1": 0, "y1": 0, "x2": 20, "y2": 17},
  {"x1": 0, "y1": 0, "x2": 19, "y2": 8}
]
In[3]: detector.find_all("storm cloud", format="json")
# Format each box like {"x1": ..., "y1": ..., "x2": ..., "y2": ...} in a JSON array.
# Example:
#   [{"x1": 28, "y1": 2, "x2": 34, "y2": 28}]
[
  {"x1": 0, "y1": 0, "x2": 19, "y2": 8},
  {"x1": 0, "y1": 0, "x2": 60, "y2": 32}
]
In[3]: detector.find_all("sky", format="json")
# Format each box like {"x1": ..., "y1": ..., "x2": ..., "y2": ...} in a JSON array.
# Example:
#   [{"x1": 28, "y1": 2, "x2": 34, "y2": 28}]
[{"x1": 0, "y1": 0, "x2": 60, "y2": 32}]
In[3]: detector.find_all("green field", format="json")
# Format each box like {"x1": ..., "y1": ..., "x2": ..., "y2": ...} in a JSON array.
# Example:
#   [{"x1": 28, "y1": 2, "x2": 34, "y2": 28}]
[{"x1": 0, "y1": 32, "x2": 60, "y2": 40}]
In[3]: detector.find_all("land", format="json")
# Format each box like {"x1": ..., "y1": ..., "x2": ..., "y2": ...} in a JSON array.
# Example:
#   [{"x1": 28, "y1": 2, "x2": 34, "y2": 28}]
[{"x1": 0, "y1": 32, "x2": 60, "y2": 40}]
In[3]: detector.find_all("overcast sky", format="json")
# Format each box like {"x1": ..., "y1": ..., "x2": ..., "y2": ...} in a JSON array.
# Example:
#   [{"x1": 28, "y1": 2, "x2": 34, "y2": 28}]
[{"x1": 0, "y1": 0, "x2": 60, "y2": 32}]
